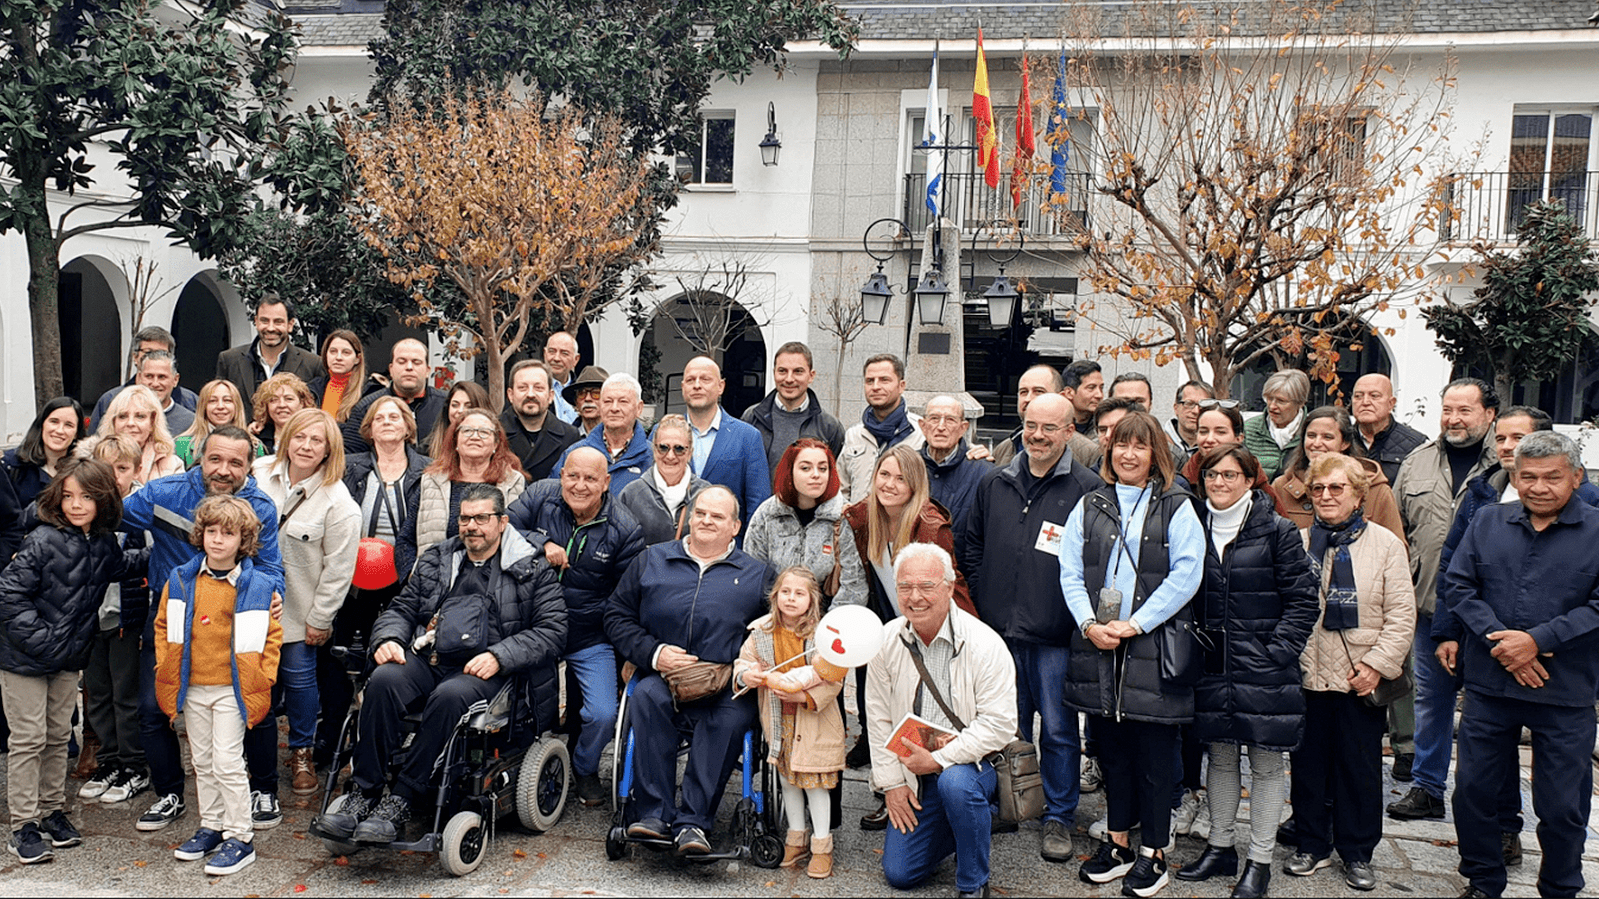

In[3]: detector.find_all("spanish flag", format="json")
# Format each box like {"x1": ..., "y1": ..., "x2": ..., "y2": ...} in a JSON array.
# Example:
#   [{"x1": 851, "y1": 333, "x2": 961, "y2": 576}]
[{"x1": 973, "y1": 28, "x2": 1000, "y2": 189}]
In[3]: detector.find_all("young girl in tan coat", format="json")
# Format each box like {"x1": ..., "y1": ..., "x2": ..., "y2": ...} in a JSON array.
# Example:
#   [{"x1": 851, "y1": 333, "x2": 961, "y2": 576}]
[{"x1": 736, "y1": 567, "x2": 845, "y2": 878}]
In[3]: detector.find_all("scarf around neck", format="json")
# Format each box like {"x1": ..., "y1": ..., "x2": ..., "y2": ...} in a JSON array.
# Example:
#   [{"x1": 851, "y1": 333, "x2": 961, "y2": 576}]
[
  {"x1": 862, "y1": 400, "x2": 915, "y2": 450},
  {"x1": 1269, "y1": 410, "x2": 1305, "y2": 450},
  {"x1": 1308, "y1": 507, "x2": 1366, "y2": 630}
]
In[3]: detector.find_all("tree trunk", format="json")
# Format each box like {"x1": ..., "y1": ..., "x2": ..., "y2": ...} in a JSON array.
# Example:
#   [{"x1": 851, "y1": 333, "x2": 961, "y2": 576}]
[
  {"x1": 1208, "y1": 346, "x2": 1234, "y2": 401},
  {"x1": 485, "y1": 338, "x2": 506, "y2": 414},
  {"x1": 22, "y1": 180, "x2": 65, "y2": 409},
  {"x1": 1493, "y1": 369, "x2": 1514, "y2": 410}
]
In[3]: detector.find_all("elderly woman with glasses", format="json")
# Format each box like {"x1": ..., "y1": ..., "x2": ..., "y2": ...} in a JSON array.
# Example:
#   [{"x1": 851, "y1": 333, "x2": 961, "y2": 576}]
[
  {"x1": 1243, "y1": 370, "x2": 1311, "y2": 481},
  {"x1": 406, "y1": 409, "x2": 526, "y2": 559},
  {"x1": 616, "y1": 415, "x2": 710, "y2": 546},
  {"x1": 1286, "y1": 453, "x2": 1413, "y2": 892}
]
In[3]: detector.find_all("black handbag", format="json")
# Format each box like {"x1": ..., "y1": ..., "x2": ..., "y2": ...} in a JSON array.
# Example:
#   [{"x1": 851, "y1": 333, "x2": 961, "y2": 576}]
[
  {"x1": 429, "y1": 592, "x2": 501, "y2": 667},
  {"x1": 1157, "y1": 616, "x2": 1209, "y2": 687},
  {"x1": 1338, "y1": 631, "x2": 1412, "y2": 708}
]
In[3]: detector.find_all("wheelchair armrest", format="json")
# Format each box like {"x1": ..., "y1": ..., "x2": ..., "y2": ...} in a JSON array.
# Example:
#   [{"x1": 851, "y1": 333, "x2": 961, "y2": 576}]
[{"x1": 466, "y1": 681, "x2": 518, "y2": 732}]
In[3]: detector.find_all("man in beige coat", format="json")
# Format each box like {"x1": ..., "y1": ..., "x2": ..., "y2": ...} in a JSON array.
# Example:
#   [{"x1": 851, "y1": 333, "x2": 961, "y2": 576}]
[{"x1": 867, "y1": 543, "x2": 1017, "y2": 897}]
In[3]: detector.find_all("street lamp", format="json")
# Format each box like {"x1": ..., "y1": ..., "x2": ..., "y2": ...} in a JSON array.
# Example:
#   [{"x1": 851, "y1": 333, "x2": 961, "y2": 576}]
[
  {"x1": 970, "y1": 224, "x2": 1025, "y2": 329},
  {"x1": 860, "y1": 265, "x2": 893, "y2": 324},
  {"x1": 759, "y1": 102, "x2": 781, "y2": 167},
  {"x1": 913, "y1": 267, "x2": 949, "y2": 325}
]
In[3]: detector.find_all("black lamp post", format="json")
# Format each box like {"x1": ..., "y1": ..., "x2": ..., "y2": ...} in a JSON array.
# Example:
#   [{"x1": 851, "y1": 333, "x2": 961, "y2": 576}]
[
  {"x1": 970, "y1": 224, "x2": 1025, "y2": 330},
  {"x1": 759, "y1": 102, "x2": 781, "y2": 167}
]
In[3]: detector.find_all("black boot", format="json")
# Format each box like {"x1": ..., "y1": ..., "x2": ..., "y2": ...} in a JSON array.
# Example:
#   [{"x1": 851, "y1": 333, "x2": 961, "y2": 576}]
[
  {"x1": 1175, "y1": 845, "x2": 1238, "y2": 882},
  {"x1": 1231, "y1": 859, "x2": 1271, "y2": 898}
]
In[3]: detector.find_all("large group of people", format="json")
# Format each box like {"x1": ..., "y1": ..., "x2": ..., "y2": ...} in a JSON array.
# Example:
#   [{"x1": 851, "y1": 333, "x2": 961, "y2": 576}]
[{"x1": 0, "y1": 300, "x2": 1594, "y2": 899}]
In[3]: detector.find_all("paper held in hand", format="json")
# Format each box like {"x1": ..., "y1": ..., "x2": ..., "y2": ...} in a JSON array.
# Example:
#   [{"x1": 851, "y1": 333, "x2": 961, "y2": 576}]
[{"x1": 885, "y1": 713, "x2": 957, "y2": 758}]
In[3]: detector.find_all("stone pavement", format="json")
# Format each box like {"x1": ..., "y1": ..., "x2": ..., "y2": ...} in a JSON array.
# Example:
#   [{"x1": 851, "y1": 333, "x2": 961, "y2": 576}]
[{"x1": 4, "y1": 722, "x2": 1598, "y2": 897}]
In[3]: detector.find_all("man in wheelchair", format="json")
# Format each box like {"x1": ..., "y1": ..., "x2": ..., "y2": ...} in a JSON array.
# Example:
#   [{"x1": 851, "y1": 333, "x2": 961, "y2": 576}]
[
  {"x1": 604, "y1": 486, "x2": 773, "y2": 856},
  {"x1": 316, "y1": 484, "x2": 566, "y2": 844}
]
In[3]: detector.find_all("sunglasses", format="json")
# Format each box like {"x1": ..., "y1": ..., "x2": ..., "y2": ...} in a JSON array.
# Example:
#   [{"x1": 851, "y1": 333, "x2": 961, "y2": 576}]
[
  {"x1": 655, "y1": 443, "x2": 690, "y2": 456},
  {"x1": 1197, "y1": 399, "x2": 1241, "y2": 410}
]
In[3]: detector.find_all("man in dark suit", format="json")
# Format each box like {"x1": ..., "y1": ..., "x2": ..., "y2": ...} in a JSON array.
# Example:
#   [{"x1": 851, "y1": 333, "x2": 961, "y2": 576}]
[
  {"x1": 501, "y1": 359, "x2": 580, "y2": 482},
  {"x1": 341, "y1": 339, "x2": 448, "y2": 456},
  {"x1": 214, "y1": 293, "x2": 324, "y2": 422}
]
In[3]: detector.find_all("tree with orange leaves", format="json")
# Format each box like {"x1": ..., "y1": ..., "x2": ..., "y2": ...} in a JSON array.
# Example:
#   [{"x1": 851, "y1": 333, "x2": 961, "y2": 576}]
[
  {"x1": 343, "y1": 90, "x2": 657, "y2": 407},
  {"x1": 1049, "y1": 0, "x2": 1477, "y2": 396}
]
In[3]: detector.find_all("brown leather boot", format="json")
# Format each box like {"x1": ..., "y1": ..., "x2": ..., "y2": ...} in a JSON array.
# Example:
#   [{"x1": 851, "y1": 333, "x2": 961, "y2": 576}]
[
  {"x1": 72, "y1": 733, "x2": 100, "y2": 780},
  {"x1": 780, "y1": 829, "x2": 810, "y2": 867},
  {"x1": 806, "y1": 834, "x2": 833, "y2": 878},
  {"x1": 290, "y1": 748, "x2": 319, "y2": 795}
]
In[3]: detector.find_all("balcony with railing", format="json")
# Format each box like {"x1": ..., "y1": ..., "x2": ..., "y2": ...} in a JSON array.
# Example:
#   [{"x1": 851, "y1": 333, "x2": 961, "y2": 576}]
[
  {"x1": 903, "y1": 170, "x2": 1091, "y2": 238},
  {"x1": 1441, "y1": 170, "x2": 1599, "y2": 243}
]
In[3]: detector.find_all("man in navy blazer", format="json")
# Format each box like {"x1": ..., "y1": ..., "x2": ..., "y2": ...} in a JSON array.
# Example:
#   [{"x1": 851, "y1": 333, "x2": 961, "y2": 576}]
[{"x1": 680, "y1": 356, "x2": 770, "y2": 526}]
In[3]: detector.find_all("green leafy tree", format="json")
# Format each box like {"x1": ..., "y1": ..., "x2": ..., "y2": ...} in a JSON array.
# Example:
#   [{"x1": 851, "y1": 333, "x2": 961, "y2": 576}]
[
  {"x1": 0, "y1": 0, "x2": 301, "y2": 405},
  {"x1": 1422, "y1": 200, "x2": 1599, "y2": 403}
]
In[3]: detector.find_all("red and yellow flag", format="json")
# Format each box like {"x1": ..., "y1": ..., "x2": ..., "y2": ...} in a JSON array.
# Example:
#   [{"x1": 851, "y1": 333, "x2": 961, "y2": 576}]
[
  {"x1": 1010, "y1": 56, "x2": 1036, "y2": 210},
  {"x1": 972, "y1": 28, "x2": 1000, "y2": 189}
]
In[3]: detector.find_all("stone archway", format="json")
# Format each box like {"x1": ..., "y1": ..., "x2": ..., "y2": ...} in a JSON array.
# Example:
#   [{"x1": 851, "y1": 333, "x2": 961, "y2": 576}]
[
  {"x1": 172, "y1": 273, "x2": 232, "y2": 394},
  {"x1": 59, "y1": 256, "x2": 125, "y2": 403},
  {"x1": 643, "y1": 293, "x2": 766, "y2": 417}
]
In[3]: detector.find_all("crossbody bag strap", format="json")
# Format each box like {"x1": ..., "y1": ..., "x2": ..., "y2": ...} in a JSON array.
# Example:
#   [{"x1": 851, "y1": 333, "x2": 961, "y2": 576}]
[{"x1": 904, "y1": 636, "x2": 966, "y2": 731}]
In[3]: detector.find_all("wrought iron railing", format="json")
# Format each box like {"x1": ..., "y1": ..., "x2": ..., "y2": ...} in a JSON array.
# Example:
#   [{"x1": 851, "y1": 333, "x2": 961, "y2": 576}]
[
  {"x1": 903, "y1": 170, "x2": 1091, "y2": 237},
  {"x1": 1440, "y1": 170, "x2": 1599, "y2": 242}
]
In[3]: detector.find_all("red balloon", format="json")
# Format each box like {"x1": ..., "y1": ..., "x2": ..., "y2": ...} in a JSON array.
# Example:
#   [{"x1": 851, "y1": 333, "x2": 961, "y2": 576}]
[{"x1": 352, "y1": 539, "x2": 399, "y2": 590}]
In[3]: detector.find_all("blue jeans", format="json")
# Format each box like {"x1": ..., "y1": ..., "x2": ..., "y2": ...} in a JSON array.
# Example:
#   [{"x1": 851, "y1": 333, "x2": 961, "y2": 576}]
[
  {"x1": 564, "y1": 643, "x2": 618, "y2": 777},
  {"x1": 882, "y1": 763, "x2": 998, "y2": 893},
  {"x1": 1011, "y1": 641, "x2": 1079, "y2": 825},
  {"x1": 279, "y1": 641, "x2": 319, "y2": 749}
]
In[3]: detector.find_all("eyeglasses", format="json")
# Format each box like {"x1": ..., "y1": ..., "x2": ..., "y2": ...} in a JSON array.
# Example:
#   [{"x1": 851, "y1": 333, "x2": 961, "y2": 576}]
[
  {"x1": 655, "y1": 443, "x2": 690, "y2": 456},
  {"x1": 895, "y1": 581, "x2": 946, "y2": 596},
  {"x1": 1202, "y1": 469, "x2": 1244, "y2": 483},
  {"x1": 1023, "y1": 421, "x2": 1066, "y2": 435},
  {"x1": 458, "y1": 513, "x2": 501, "y2": 526},
  {"x1": 458, "y1": 427, "x2": 495, "y2": 438},
  {"x1": 1309, "y1": 483, "x2": 1349, "y2": 496},
  {"x1": 1197, "y1": 399, "x2": 1241, "y2": 410},
  {"x1": 575, "y1": 387, "x2": 602, "y2": 399},
  {"x1": 923, "y1": 414, "x2": 964, "y2": 426}
]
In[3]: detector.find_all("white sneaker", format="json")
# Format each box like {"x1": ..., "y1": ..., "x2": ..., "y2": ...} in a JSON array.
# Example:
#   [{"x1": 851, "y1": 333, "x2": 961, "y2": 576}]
[
  {"x1": 1080, "y1": 757, "x2": 1103, "y2": 793},
  {"x1": 1088, "y1": 815, "x2": 1141, "y2": 842},
  {"x1": 101, "y1": 768, "x2": 151, "y2": 804},
  {"x1": 78, "y1": 766, "x2": 119, "y2": 800},
  {"x1": 1188, "y1": 790, "x2": 1211, "y2": 841}
]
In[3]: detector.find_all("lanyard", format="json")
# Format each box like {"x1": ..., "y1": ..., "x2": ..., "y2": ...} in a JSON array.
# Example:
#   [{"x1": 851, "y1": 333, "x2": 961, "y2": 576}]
[{"x1": 1108, "y1": 485, "x2": 1150, "y2": 582}]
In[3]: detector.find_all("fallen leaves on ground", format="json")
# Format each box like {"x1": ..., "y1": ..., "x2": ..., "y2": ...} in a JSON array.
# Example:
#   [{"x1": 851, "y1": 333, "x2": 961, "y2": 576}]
[{"x1": 512, "y1": 848, "x2": 528, "y2": 858}]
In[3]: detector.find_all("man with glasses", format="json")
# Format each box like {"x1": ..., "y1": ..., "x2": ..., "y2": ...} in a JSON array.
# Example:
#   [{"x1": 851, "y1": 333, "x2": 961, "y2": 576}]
[
  {"x1": 993, "y1": 364, "x2": 1100, "y2": 469},
  {"x1": 1164, "y1": 380, "x2": 1214, "y2": 458},
  {"x1": 918, "y1": 396, "x2": 989, "y2": 559},
  {"x1": 501, "y1": 359, "x2": 580, "y2": 482},
  {"x1": 551, "y1": 373, "x2": 653, "y2": 495},
  {"x1": 868, "y1": 543, "x2": 1018, "y2": 897},
  {"x1": 961, "y1": 393, "x2": 1100, "y2": 865},
  {"x1": 315, "y1": 484, "x2": 566, "y2": 844}
]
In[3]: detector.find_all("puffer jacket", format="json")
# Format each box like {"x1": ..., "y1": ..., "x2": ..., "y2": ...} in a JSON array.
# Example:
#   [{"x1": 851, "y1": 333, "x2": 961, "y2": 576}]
[
  {"x1": 507, "y1": 480, "x2": 645, "y2": 653},
  {"x1": 0, "y1": 524, "x2": 148, "y2": 676},
  {"x1": 604, "y1": 539, "x2": 773, "y2": 669},
  {"x1": 963, "y1": 450, "x2": 1101, "y2": 646},
  {"x1": 410, "y1": 468, "x2": 527, "y2": 562},
  {"x1": 343, "y1": 446, "x2": 430, "y2": 583},
  {"x1": 837, "y1": 410, "x2": 925, "y2": 506},
  {"x1": 371, "y1": 527, "x2": 567, "y2": 731},
  {"x1": 615, "y1": 467, "x2": 710, "y2": 546},
  {"x1": 1393, "y1": 436, "x2": 1495, "y2": 615},
  {"x1": 253, "y1": 458, "x2": 363, "y2": 642},
  {"x1": 1271, "y1": 457, "x2": 1406, "y2": 551},
  {"x1": 842, "y1": 498, "x2": 974, "y2": 620},
  {"x1": 1242, "y1": 413, "x2": 1300, "y2": 482},
  {"x1": 154, "y1": 555, "x2": 282, "y2": 727},
  {"x1": 735, "y1": 614, "x2": 846, "y2": 773},
  {"x1": 743, "y1": 493, "x2": 867, "y2": 608},
  {"x1": 1298, "y1": 521, "x2": 1416, "y2": 692},
  {"x1": 1193, "y1": 492, "x2": 1320, "y2": 750}
]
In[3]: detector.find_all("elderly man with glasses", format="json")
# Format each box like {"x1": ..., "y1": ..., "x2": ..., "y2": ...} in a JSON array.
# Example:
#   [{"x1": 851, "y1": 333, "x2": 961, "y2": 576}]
[{"x1": 917, "y1": 396, "x2": 990, "y2": 559}]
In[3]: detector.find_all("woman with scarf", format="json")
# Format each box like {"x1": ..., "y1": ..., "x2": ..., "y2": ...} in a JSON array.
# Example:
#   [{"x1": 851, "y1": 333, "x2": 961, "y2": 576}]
[
  {"x1": 1242, "y1": 370, "x2": 1310, "y2": 481},
  {"x1": 1286, "y1": 453, "x2": 1414, "y2": 893},
  {"x1": 615, "y1": 415, "x2": 709, "y2": 546}
]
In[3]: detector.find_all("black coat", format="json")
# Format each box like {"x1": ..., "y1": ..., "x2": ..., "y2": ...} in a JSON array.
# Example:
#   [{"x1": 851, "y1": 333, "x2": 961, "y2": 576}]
[
  {"x1": 371, "y1": 529, "x2": 567, "y2": 731},
  {"x1": 1193, "y1": 492, "x2": 1321, "y2": 750},
  {"x1": 215, "y1": 338, "x2": 326, "y2": 424},
  {"x1": 740, "y1": 388, "x2": 846, "y2": 478},
  {"x1": 962, "y1": 451, "x2": 1101, "y2": 646},
  {"x1": 0, "y1": 525, "x2": 148, "y2": 676},
  {"x1": 507, "y1": 480, "x2": 645, "y2": 653},
  {"x1": 343, "y1": 446, "x2": 431, "y2": 581},
  {"x1": 501, "y1": 407, "x2": 581, "y2": 483}
]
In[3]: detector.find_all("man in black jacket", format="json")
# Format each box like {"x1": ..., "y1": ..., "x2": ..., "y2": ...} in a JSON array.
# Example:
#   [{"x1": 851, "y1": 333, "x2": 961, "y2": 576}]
[
  {"x1": 341, "y1": 339, "x2": 448, "y2": 457},
  {"x1": 961, "y1": 393, "x2": 1101, "y2": 864},
  {"x1": 214, "y1": 295, "x2": 324, "y2": 423},
  {"x1": 1352, "y1": 374, "x2": 1426, "y2": 484},
  {"x1": 315, "y1": 484, "x2": 566, "y2": 844},
  {"x1": 502, "y1": 360, "x2": 580, "y2": 482},
  {"x1": 741, "y1": 341, "x2": 845, "y2": 480}
]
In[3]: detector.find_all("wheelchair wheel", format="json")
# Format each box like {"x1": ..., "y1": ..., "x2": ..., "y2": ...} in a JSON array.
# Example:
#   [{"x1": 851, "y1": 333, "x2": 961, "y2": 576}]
[
  {"x1": 516, "y1": 736, "x2": 570, "y2": 832},
  {"x1": 605, "y1": 825, "x2": 627, "y2": 861},
  {"x1": 319, "y1": 793, "x2": 363, "y2": 857},
  {"x1": 610, "y1": 685, "x2": 635, "y2": 812},
  {"x1": 750, "y1": 833, "x2": 783, "y2": 869},
  {"x1": 440, "y1": 810, "x2": 487, "y2": 877}
]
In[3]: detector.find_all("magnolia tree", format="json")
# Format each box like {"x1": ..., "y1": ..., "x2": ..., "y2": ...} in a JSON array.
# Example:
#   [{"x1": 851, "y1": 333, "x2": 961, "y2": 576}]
[
  {"x1": 343, "y1": 91, "x2": 657, "y2": 406},
  {"x1": 1048, "y1": 0, "x2": 1473, "y2": 395}
]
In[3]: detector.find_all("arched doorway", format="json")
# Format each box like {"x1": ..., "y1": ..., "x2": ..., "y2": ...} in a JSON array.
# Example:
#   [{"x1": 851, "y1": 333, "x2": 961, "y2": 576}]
[
  {"x1": 172, "y1": 275, "x2": 231, "y2": 395},
  {"x1": 1229, "y1": 324, "x2": 1394, "y2": 411},
  {"x1": 643, "y1": 293, "x2": 766, "y2": 418},
  {"x1": 59, "y1": 257, "x2": 124, "y2": 403}
]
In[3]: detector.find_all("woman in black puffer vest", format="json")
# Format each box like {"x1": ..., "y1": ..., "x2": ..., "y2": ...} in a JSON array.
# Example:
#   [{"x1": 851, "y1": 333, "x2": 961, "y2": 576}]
[{"x1": 1176, "y1": 446, "x2": 1320, "y2": 898}]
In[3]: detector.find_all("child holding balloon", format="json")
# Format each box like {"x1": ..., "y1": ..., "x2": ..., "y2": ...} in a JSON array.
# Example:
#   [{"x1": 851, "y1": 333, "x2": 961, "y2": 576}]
[{"x1": 736, "y1": 567, "x2": 846, "y2": 879}]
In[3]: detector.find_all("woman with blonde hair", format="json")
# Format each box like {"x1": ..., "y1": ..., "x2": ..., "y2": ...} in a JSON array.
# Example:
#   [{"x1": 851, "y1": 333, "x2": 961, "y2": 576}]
[
  {"x1": 251, "y1": 408, "x2": 361, "y2": 797},
  {"x1": 173, "y1": 380, "x2": 265, "y2": 467},
  {"x1": 98, "y1": 385, "x2": 183, "y2": 483},
  {"x1": 250, "y1": 372, "x2": 316, "y2": 450}
]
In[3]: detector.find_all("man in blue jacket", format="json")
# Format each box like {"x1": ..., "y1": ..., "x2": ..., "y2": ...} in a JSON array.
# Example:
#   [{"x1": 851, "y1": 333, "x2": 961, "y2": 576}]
[
  {"x1": 1440, "y1": 431, "x2": 1599, "y2": 899},
  {"x1": 919, "y1": 395, "x2": 989, "y2": 560},
  {"x1": 119, "y1": 426, "x2": 287, "y2": 834},
  {"x1": 603, "y1": 486, "x2": 772, "y2": 856},
  {"x1": 550, "y1": 373, "x2": 653, "y2": 495},
  {"x1": 507, "y1": 448, "x2": 644, "y2": 806},
  {"x1": 681, "y1": 356, "x2": 770, "y2": 527}
]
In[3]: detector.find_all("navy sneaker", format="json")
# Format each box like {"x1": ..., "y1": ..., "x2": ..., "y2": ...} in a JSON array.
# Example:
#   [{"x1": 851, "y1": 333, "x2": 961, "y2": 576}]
[
  {"x1": 674, "y1": 825, "x2": 711, "y2": 856},
  {"x1": 136, "y1": 793, "x2": 186, "y2": 832},
  {"x1": 39, "y1": 811, "x2": 82, "y2": 849},
  {"x1": 626, "y1": 817, "x2": 670, "y2": 841},
  {"x1": 250, "y1": 791, "x2": 283, "y2": 829},
  {"x1": 8, "y1": 823, "x2": 53, "y2": 864},
  {"x1": 174, "y1": 827, "x2": 226, "y2": 861},
  {"x1": 203, "y1": 838, "x2": 256, "y2": 876}
]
